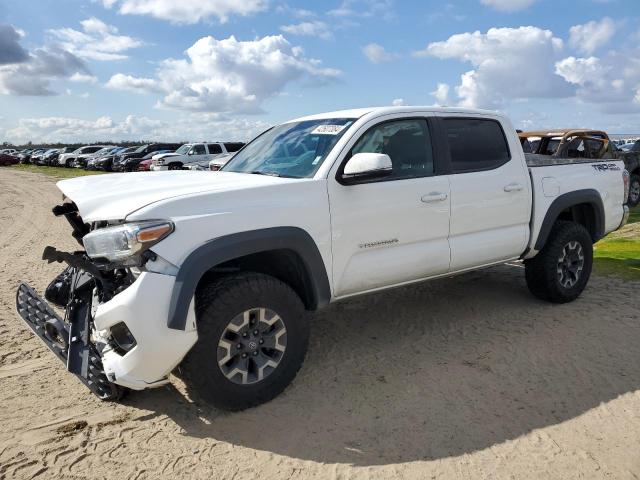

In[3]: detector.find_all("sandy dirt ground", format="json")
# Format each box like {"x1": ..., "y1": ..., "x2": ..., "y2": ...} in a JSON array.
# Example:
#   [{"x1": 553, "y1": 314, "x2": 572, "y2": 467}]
[{"x1": 1, "y1": 168, "x2": 639, "y2": 480}]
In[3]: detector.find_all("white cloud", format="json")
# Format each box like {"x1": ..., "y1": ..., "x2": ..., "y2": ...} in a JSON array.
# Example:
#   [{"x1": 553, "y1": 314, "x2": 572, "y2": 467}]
[
  {"x1": 362, "y1": 43, "x2": 396, "y2": 63},
  {"x1": 431, "y1": 83, "x2": 450, "y2": 106},
  {"x1": 5, "y1": 114, "x2": 270, "y2": 144},
  {"x1": 102, "y1": 0, "x2": 267, "y2": 24},
  {"x1": 479, "y1": 0, "x2": 536, "y2": 12},
  {"x1": 328, "y1": 0, "x2": 395, "y2": 21},
  {"x1": 416, "y1": 26, "x2": 571, "y2": 109},
  {"x1": 280, "y1": 21, "x2": 331, "y2": 40},
  {"x1": 106, "y1": 73, "x2": 161, "y2": 92},
  {"x1": 70, "y1": 72, "x2": 98, "y2": 83},
  {"x1": 106, "y1": 34, "x2": 340, "y2": 113},
  {"x1": 48, "y1": 17, "x2": 144, "y2": 61},
  {"x1": 569, "y1": 17, "x2": 615, "y2": 55},
  {"x1": 391, "y1": 98, "x2": 405, "y2": 106},
  {"x1": 555, "y1": 52, "x2": 640, "y2": 112}
]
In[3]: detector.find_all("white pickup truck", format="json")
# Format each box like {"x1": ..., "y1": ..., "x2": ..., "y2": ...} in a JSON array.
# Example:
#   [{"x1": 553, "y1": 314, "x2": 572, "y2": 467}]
[
  {"x1": 150, "y1": 142, "x2": 244, "y2": 171},
  {"x1": 16, "y1": 107, "x2": 630, "y2": 411}
]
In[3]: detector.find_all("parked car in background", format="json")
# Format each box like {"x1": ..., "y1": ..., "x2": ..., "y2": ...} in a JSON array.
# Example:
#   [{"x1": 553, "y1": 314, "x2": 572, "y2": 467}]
[
  {"x1": 16, "y1": 150, "x2": 32, "y2": 163},
  {"x1": 91, "y1": 146, "x2": 138, "y2": 171},
  {"x1": 186, "y1": 157, "x2": 222, "y2": 171},
  {"x1": 209, "y1": 153, "x2": 234, "y2": 171},
  {"x1": 86, "y1": 147, "x2": 124, "y2": 170},
  {"x1": 0, "y1": 153, "x2": 19, "y2": 166},
  {"x1": 113, "y1": 143, "x2": 182, "y2": 172},
  {"x1": 73, "y1": 146, "x2": 116, "y2": 169},
  {"x1": 137, "y1": 150, "x2": 173, "y2": 171},
  {"x1": 31, "y1": 149, "x2": 50, "y2": 165},
  {"x1": 33, "y1": 149, "x2": 59, "y2": 166},
  {"x1": 22, "y1": 149, "x2": 45, "y2": 164},
  {"x1": 1, "y1": 148, "x2": 17, "y2": 155},
  {"x1": 58, "y1": 146, "x2": 107, "y2": 167},
  {"x1": 151, "y1": 142, "x2": 244, "y2": 171}
]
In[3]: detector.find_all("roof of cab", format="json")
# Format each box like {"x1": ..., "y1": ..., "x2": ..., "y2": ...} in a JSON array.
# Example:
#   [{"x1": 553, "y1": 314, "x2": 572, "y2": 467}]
[{"x1": 288, "y1": 106, "x2": 500, "y2": 123}]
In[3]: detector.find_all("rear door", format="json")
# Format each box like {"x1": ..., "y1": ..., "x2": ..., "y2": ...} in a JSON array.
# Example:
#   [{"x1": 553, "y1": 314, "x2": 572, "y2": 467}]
[{"x1": 441, "y1": 116, "x2": 531, "y2": 270}]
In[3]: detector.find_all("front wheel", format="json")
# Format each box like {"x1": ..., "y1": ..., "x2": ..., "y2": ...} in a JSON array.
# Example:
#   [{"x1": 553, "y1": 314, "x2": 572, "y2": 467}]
[
  {"x1": 628, "y1": 174, "x2": 640, "y2": 208},
  {"x1": 181, "y1": 272, "x2": 309, "y2": 411},
  {"x1": 525, "y1": 221, "x2": 593, "y2": 303}
]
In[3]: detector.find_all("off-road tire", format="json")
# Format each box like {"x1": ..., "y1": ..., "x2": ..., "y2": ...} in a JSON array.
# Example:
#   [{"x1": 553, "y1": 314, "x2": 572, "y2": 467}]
[
  {"x1": 525, "y1": 221, "x2": 593, "y2": 303},
  {"x1": 628, "y1": 174, "x2": 640, "y2": 207},
  {"x1": 181, "y1": 272, "x2": 309, "y2": 411}
]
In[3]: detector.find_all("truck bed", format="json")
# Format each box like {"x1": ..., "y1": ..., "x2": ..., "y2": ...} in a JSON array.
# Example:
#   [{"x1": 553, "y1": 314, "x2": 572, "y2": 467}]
[{"x1": 525, "y1": 153, "x2": 614, "y2": 167}]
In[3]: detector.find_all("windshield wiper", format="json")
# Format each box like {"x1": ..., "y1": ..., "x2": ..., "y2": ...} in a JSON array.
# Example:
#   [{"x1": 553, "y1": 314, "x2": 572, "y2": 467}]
[{"x1": 249, "y1": 170, "x2": 281, "y2": 177}]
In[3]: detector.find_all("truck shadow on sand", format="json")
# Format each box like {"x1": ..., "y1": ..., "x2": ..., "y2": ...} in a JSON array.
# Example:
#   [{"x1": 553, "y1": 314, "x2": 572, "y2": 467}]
[{"x1": 126, "y1": 265, "x2": 640, "y2": 466}]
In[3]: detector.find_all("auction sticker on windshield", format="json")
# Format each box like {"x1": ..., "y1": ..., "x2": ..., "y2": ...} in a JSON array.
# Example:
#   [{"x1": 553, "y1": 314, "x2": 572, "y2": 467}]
[{"x1": 311, "y1": 124, "x2": 348, "y2": 135}]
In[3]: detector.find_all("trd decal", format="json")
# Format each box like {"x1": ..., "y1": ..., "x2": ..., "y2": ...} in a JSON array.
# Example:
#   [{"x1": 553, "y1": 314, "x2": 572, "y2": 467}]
[
  {"x1": 592, "y1": 163, "x2": 621, "y2": 172},
  {"x1": 358, "y1": 238, "x2": 399, "y2": 249}
]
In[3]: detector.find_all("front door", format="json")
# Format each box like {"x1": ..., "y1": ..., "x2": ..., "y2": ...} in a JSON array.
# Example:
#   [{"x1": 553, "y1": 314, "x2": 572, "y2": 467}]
[{"x1": 328, "y1": 117, "x2": 451, "y2": 297}]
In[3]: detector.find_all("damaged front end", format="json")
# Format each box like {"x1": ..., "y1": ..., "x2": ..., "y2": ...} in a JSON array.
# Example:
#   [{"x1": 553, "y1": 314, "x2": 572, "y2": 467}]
[{"x1": 15, "y1": 202, "x2": 137, "y2": 400}]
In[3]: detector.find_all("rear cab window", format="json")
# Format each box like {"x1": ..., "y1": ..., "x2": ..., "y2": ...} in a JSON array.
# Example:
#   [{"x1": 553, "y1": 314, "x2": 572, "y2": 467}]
[
  {"x1": 208, "y1": 144, "x2": 223, "y2": 154},
  {"x1": 443, "y1": 118, "x2": 511, "y2": 173}
]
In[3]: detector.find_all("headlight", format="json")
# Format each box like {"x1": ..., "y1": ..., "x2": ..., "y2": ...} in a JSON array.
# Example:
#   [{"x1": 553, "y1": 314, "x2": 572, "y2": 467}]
[{"x1": 83, "y1": 221, "x2": 174, "y2": 264}]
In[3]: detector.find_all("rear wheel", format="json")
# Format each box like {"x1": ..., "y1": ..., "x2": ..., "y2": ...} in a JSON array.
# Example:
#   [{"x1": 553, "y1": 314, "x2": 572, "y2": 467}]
[
  {"x1": 525, "y1": 221, "x2": 593, "y2": 303},
  {"x1": 628, "y1": 174, "x2": 640, "y2": 207},
  {"x1": 181, "y1": 272, "x2": 309, "y2": 411}
]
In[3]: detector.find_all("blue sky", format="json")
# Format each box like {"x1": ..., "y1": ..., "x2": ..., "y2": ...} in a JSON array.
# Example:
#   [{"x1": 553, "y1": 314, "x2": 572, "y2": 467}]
[{"x1": 0, "y1": 0, "x2": 639, "y2": 144}]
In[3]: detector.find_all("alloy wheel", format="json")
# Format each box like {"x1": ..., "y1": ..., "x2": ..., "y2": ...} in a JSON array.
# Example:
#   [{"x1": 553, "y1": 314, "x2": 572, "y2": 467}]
[
  {"x1": 217, "y1": 307, "x2": 287, "y2": 385},
  {"x1": 556, "y1": 240, "x2": 585, "y2": 288}
]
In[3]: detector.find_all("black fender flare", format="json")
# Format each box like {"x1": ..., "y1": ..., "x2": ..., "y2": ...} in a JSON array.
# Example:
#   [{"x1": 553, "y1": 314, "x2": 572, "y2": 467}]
[
  {"x1": 167, "y1": 227, "x2": 331, "y2": 330},
  {"x1": 534, "y1": 189, "x2": 605, "y2": 251}
]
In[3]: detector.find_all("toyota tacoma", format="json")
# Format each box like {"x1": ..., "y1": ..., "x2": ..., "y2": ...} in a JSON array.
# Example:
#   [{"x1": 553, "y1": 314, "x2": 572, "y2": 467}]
[{"x1": 16, "y1": 107, "x2": 630, "y2": 410}]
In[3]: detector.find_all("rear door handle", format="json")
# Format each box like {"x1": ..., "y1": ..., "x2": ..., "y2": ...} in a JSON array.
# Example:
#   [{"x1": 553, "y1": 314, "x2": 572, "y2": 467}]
[
  {"x1": 421, "y1": 192, "x2": 448, "y2": 203},
  {"x1": 504, "y1": 183, "x2": 524, "y2": 192}
]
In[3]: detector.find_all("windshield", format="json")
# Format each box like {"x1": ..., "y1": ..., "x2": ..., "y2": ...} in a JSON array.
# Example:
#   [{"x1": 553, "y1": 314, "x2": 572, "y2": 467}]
[
  {"x1": 223, "y1": 118, "x2": 356, "y2": 178},
  {"x1": 174, "y1": 144, "x2": 191, "y2": 155},
  {"x1": 135, "y1": 145, "x2": 149, "y2": 153}
]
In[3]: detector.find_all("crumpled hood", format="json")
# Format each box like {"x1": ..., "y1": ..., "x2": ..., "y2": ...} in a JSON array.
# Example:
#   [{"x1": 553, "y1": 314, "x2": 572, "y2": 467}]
[{"x1": 57, "y1": 171, "x2": 294, "y2": 222}]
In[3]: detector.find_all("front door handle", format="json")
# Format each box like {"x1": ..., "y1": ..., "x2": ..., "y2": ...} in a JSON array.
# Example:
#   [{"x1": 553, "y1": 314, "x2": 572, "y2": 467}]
[
  {"x1": 421, "y1": 192, "x2": 448, "y2": 203},
  {"x1": 504, "y1": 183, "x2": 524, "y2": 192}
]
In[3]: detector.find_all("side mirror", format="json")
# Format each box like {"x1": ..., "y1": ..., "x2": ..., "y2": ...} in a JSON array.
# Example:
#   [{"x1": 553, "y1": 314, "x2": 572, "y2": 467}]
[{"x1": 341, "y1": 152, "x2": 392, "y2": 184}]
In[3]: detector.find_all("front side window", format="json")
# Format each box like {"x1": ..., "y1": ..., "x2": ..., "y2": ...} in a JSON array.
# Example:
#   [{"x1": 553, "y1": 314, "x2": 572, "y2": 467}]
[
  {"x1": 350, "y1": 119, "x2": 434, "y2": 180},
  {"x1": 444, "y1": 118, "x2": 511, "y2": 173},
  {"x1": 224, "y1": 118, "x2": 356, "y2": 178},
  {"x1": 190, "y1": 144, "x2": 207, "y2": 155}
]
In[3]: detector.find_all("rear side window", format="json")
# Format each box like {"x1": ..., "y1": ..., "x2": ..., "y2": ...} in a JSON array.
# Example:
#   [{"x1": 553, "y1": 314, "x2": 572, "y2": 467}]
[
  {"x1": 444, "y1": 118, "x2": 510, "y2": 173},
  {"x1": 224, "y1": 142, "x2": 244, "y2": 152},
  {"x1": 208, "y1": 144, "x2": 222, "y2": 154}
]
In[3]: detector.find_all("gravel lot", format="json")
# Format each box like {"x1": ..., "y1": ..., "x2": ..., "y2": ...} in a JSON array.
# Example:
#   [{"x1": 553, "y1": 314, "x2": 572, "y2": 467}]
[{"x1": 1, "y1": 168, "x2": 639, "y2": 479}]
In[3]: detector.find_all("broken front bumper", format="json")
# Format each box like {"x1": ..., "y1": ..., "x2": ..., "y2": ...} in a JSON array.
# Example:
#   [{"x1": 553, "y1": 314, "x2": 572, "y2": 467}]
[
  {"x1": 16, "y1": 271, "x2": 198, "y2": 394},
  {"x1": 15, "y1": 283, "x2": 121, "y2": 399}
]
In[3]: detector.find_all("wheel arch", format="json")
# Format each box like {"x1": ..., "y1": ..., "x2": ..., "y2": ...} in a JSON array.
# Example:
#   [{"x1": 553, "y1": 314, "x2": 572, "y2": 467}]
[
  {"x1": 534, "y1": 189, "x2": 604, "y2": 251},
  {"x1": 167, "y1": 227, "x2": 331, "y2": 330}
]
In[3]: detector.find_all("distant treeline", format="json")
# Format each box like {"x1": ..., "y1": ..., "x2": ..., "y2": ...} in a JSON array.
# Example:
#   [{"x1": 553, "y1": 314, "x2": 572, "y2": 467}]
[{"x1": 1, "y1": 140, "x2": 191, "y2": 149}]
